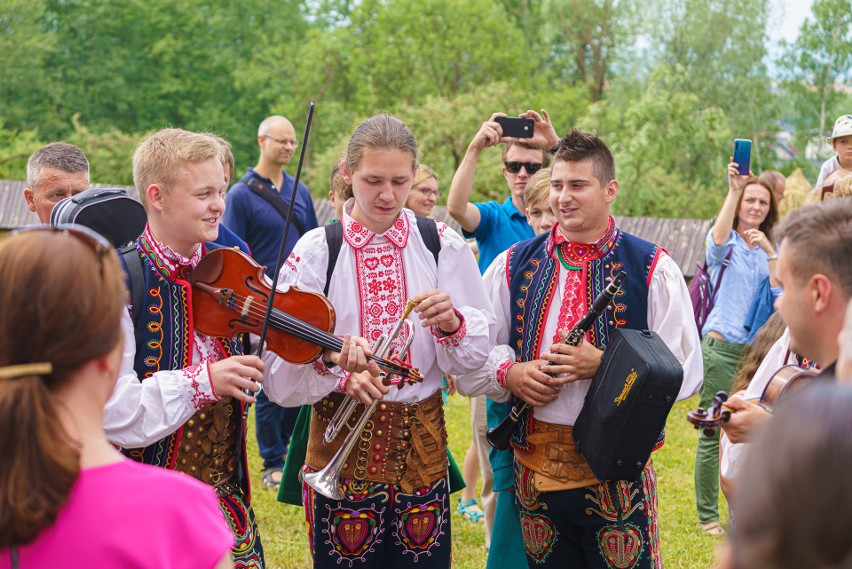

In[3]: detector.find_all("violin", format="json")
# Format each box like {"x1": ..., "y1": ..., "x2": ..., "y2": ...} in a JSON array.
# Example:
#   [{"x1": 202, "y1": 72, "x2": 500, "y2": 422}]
[
  {"x1": 686, "y1": 364, "x2": 818, "y2": 435},
  {"x1": 190, "y1": 247, "x2": 423, "y2": 383}
]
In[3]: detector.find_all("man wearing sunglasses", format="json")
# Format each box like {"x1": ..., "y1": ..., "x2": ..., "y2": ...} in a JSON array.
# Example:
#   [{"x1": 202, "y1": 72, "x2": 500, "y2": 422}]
[
  {"x1": 223, "y1": 115, "x2": 320, "y2": 492},
  {"x1": 448, "y1": 110, "x2": 558, "y2": 273},
  {"x1": 447, "y1": 110, "x2": 559, "y2": 569}
]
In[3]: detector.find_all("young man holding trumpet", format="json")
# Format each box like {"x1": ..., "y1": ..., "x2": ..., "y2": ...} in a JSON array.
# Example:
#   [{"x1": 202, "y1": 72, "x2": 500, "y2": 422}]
[{"x1": 263, "y1": 115, "x2": 494, "y2": 568}]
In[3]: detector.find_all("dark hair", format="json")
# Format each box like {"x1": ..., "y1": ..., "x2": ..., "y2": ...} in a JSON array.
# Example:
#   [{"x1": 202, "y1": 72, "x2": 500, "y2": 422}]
[
  {"x1": 730, "y1": 312, "x2": 787, "y2": 394},
  {"x1": 27, "y1": 142, "x2": 89, "y2": 189},
  {"x1": 0, "y1": 230, "x2": 127, "y2": 548},
  {"x1": 345, "y1": 115, "x2": 417, "y2": 175},
  {"x1": 502, "y1": 140, "x2": 551, "y2": 167},
  {"x1": 774, "y1": 199, "x2": 852, "y2": 297},
  {"x1": 732, "y1": 178, "x2": 779, "y2": 237},
  {"x1": 552, "y1": 129, "x2": 615, "y2": 184},
  {"x1": 732, "y1": 385, "x2": 852, "y2": 569}
]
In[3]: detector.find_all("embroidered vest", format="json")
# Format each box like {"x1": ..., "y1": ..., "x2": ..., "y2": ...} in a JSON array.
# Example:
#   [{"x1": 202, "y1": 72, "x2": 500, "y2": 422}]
[
  {"x1": 121, "y1": 237, "x2": 248, "y2": 491},
  {"x1": 506, "y1": 229, "x2": 662, "y2": 451}
]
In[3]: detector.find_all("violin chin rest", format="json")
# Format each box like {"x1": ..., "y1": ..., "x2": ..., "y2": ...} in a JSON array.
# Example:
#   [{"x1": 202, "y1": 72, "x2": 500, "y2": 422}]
[{"x1": 190, "y1": 248, "x2": 225, "y2": 284}]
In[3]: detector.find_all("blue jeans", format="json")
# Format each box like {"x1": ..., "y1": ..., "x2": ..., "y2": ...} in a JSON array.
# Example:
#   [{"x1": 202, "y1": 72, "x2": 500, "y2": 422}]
[{"x1": 255, "y1": 388, "x2": 299, "y2": 470}]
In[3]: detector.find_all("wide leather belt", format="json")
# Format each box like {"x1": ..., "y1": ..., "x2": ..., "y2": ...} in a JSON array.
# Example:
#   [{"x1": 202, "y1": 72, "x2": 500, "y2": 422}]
[
  {"x1": 514, "y1": 419, "x2": 600, "y2": 492},
  {"x1": 173, "y1": 397, "x2": 239, "y2": 488},
  {"x1": 307, "y1": 390, "x2": 447, "y2": 492}
]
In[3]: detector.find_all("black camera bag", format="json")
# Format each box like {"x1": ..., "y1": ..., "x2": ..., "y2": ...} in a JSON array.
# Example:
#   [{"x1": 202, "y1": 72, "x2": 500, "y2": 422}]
[
  {"x1": 574, "y1": 328, "x2": 683, "y2": 483},
  {"x1": 50, "y1": 187, "x2": 147, "y2": 248}
]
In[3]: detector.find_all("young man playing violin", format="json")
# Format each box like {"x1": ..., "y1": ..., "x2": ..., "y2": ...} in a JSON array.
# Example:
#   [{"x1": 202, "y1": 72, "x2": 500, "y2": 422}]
[
  {"x1": 721, "y1": 198, "x2": 852, "y2": 444},
  {"x1": 106, "y1": 128, "x2": 267, "y2": 567}
]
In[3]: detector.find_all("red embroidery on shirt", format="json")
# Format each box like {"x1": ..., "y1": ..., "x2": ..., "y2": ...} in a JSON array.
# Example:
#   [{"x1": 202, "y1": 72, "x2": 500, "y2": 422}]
[
  {"x1": 284, "y1": 252, "x2": 301, "y2": 276},
  {"x1": 186, "y1": 360, "x2": 217, "y2": 409},
  {"x1": 553, "y1": 269, "x2": 586, "y2": 345},
  {"x1": 354, "y1": 241, "x2": 409, "y2": 382},
  {"x1": 431, "y1": 311, "x2": 467, "y2": 348},
  {"x1": 496, "y1": 360, "x2": 515, "y2": 388},
  {"x1": 343, "y1": 212, "x2": 411, "y2": 250}
]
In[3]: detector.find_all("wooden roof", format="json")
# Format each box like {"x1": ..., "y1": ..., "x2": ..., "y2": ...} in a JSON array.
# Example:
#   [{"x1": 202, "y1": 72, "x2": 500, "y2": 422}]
[{"x1": 0, "y1": 180, "x2": 709, "y2": 277}]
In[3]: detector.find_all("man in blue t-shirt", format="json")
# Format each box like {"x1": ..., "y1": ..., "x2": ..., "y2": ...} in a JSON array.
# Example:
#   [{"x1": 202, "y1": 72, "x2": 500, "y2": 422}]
[
  {"x1": 222, "y1": 115, "x2": 319, "y2": 491},
  {"x1": 446, "y1": 110, "x2": 559, "y2": 568}
]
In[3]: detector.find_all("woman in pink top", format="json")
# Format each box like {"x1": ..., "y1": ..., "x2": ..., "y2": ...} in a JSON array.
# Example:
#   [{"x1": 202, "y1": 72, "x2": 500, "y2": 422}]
[{"x1": 0, "y1": 226, "x2": 234, "y2": 569}]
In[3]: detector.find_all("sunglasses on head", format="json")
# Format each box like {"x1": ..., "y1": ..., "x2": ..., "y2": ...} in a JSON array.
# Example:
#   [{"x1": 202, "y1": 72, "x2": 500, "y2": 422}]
[
  {"x1": 13, "y1": 224, "x2": 113, "y2": 274},
  {"x1": 504, "y1": 161, "x2": 543, "y2": 175}
]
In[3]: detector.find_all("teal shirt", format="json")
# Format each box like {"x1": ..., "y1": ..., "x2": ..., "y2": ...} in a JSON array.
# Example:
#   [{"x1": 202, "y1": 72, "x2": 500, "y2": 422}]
[{"x1": 463, "y1": 197, "x2": 534, "y2": 274}]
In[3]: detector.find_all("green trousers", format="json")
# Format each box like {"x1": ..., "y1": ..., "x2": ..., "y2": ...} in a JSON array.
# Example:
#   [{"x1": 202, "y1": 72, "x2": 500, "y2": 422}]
[{"x1": 694, "y1": 335, "x2": 744, "y2": 524}]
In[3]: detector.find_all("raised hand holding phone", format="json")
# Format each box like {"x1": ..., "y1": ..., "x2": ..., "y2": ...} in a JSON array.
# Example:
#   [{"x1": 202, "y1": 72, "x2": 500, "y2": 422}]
[
  {"x1": 494, "y1": 116, "x2": 534, "y2": 139},
  {"x1": 733, "y1": 138, "x2": 752, "y2": 176}
]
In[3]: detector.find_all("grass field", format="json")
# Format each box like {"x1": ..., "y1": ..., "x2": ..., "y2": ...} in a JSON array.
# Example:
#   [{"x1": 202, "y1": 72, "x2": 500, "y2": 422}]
[{"x1": 247, "y1": 394, "x2": 728, "y2": 568}]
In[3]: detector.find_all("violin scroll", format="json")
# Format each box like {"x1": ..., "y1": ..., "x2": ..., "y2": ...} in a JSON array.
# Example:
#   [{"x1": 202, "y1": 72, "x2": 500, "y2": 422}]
[{"x1": 687, "y1": 391, "x2": 731, "y2": 436}]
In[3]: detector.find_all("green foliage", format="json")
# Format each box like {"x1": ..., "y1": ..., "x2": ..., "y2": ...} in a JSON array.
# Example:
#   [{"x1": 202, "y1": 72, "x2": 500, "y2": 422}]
[
  {"x1": 66, "y1": 116, "x2": 144, "y2": 186},
  {"x1": 581, "y1": 65, "x2": 731, "y2": 218},
  {"x1": 0, "y1": 120, "x2": 44, "y2": 180},
  {"x1": 0, "y1": 0, "x2": 839, "y2": 220},
  {"x1": 778, "y1": 0, "x2": 852, "y2": 157}
]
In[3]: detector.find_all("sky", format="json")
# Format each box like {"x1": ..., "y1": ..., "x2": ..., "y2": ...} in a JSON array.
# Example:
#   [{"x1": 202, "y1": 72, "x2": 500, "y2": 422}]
[{"x1": 773, "y1": 0, "x2": 814, "y2": 46}]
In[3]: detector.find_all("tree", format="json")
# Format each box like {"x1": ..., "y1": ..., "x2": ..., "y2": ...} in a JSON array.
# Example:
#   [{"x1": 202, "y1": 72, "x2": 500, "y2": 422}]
[
  {"x1": 780, "y1": 0, "x2": 852, "y2": 158},
  {"x1": 579, "y1": 64, "x2": 731, "y2": 218}
]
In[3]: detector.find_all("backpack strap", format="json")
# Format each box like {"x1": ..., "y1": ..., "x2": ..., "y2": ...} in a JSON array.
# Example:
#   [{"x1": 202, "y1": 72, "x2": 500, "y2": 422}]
[
  {"x1": 415, "y1": 215, "x2": 441, "y2": 266},
  {"x1": 710, "y1": 247, "x2": 734, "y2": 304},
  {"x1": 323, "y1": 217, "x2": 441, "y2": 297},
  {"x1": 119, "y1": 244, "x2": 146, "y2": 326},
  {"x1": 323, "y1": 222, "x2": 344, "y2": 296}
]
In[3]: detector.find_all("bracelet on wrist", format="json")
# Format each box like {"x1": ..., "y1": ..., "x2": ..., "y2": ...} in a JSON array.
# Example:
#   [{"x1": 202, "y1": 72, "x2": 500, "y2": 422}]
[{"x1": 767, "y1": 255, "x2": 778, "y2": 261}]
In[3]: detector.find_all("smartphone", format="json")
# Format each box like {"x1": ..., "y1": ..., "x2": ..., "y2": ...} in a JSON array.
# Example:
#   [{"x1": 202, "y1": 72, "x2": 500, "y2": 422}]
[
  {"x1": 495, "y1": 116, "x2": 534, "y2": 139},
  {"x1": 733, "y1": 138, "x2": 752, "y2": 176}
]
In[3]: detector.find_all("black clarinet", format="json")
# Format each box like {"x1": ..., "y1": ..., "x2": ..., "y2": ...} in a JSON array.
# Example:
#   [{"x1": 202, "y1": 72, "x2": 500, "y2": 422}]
[{"x1": 486, "y1": 271, "x2": 627, "y2": 450}]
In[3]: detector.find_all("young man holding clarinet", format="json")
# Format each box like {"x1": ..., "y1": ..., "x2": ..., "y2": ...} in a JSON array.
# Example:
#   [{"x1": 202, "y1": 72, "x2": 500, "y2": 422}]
[{"x1": 457, "y1": 129, "x2": 702, "y2": 569}]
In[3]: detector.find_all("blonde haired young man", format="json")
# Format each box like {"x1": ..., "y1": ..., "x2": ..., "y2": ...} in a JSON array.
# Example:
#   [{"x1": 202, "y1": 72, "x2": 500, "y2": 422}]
[{"x1": 110, "y1": 128, "x2": 267, "y2": 566}]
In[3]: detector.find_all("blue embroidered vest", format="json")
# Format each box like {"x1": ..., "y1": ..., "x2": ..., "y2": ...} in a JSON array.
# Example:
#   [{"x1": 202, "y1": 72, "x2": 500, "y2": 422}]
[
  {"x1": 506, "y1": 228, "x2": 662, "y2": 450},
  {"x1": 120, "y1": 236, "x2": 249, "y2": 491}
]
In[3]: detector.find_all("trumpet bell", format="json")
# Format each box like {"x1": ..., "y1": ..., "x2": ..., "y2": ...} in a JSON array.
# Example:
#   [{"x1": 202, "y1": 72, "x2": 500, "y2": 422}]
[{"x1": 303, "y1": 467, "x2": 344, "y2": 501}]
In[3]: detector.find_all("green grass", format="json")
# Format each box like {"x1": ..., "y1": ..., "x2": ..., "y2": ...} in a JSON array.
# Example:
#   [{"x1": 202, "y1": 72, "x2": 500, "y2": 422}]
[{"x1": 247, "y1": 394, "x2": 727, "y2": 568}]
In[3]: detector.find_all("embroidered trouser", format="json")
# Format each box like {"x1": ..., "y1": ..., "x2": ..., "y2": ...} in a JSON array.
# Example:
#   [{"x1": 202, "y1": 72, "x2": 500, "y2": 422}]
[
  {"x1": 694, "y1": 336, "x2": 744, "y2": 524},
  {"x1": 514, "y1": 461, "x2": 661, "y2": 569},
  {"x1": 302, "y1": 468, "x2": 451, "y2": 569},
  {"x1": 218, "y1": 488, "x2": 265, "y2": 568}
]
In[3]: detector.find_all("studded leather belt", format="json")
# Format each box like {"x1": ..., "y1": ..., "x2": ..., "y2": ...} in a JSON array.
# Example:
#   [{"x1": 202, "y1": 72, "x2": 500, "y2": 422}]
[
  {"x1": 172, "y1": 397, "x2": 239, "y2": 488},
  {"x1": 514, "y1": 419, "x2": 600, "y2": 492},
  {"x1": 306, "y1": 390, "x2": 447, "y2": 492}
]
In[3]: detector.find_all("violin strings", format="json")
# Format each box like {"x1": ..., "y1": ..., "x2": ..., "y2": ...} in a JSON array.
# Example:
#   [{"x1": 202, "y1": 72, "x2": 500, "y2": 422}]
[{"x1": 217, "y1": 289, "x2": 413, "y2": 377}]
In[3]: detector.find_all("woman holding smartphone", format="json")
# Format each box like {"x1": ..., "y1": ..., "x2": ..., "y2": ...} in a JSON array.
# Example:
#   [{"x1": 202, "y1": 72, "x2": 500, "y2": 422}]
[{"x1": 693, "y1": 159, "x2": 779, "y2": 535}]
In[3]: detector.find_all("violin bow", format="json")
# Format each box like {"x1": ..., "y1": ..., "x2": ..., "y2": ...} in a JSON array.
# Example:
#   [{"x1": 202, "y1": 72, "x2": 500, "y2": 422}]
[{"x1": 256, "y1": 101, "x2": 316, "y2": 357}]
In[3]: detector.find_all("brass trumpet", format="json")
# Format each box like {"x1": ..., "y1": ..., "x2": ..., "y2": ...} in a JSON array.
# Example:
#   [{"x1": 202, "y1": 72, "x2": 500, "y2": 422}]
[{"x1": 305, "y1": 299, "x2": 418, "y2": 500}]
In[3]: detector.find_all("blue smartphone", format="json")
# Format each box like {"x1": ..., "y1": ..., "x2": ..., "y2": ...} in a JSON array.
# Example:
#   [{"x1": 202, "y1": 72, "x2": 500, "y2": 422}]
[{"x1": 733, "y1": 139, "x2": 752, "y2": 176}]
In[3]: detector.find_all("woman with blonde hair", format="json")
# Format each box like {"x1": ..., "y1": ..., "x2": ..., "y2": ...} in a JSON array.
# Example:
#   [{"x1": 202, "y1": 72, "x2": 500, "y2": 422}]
[{"x1": 405, "y1": 164, "x2": 439, "y2": 217}]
